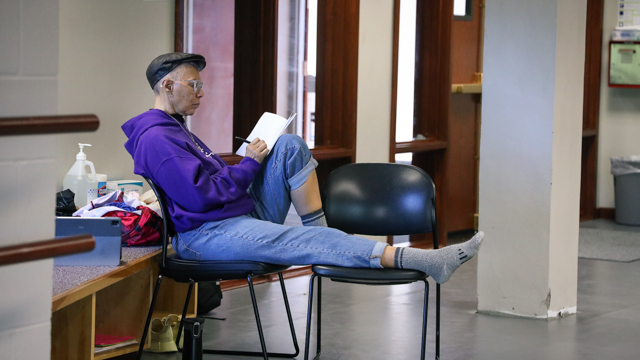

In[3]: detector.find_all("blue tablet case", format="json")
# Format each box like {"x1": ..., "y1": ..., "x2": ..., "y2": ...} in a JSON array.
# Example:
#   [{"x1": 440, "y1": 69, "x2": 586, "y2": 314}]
[{"x1": 54, "y1": 217, "x2": 123, "y2": 266}]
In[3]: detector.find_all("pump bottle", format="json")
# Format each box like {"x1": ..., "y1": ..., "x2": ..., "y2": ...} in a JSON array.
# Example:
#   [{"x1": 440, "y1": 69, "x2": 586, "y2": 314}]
[{"x1": 63, "y1": 143, "x2": 98, "y2": 207}]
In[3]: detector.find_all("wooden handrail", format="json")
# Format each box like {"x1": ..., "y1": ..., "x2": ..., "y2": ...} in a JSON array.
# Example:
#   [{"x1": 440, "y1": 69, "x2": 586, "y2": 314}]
[
  {"x1": 0, "y1": 114, "x2": 99, "y2": 136},
  {"x1": 0, "y1": 235, "x2": 95, "y2": 267}
]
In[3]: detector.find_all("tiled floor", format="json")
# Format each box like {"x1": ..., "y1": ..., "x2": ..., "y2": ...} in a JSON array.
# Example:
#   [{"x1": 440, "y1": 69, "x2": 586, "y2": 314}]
[{"x1": 137, "y1": 221, "x2": 640, "y2": 360}]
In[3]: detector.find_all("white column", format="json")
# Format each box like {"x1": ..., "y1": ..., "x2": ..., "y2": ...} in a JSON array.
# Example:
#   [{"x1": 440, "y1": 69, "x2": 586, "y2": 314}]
[{"x1": 477, "y1": 0, "x2": 586, "y2": 318}]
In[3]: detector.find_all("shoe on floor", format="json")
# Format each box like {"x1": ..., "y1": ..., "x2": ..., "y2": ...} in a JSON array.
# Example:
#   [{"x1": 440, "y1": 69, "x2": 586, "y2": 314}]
[
  {"x1": 163, "y1": 314, "x2": 183, "y2": 348},
  {"x1": 148, "y1": 318, "x2": 178, "y2": 352}
]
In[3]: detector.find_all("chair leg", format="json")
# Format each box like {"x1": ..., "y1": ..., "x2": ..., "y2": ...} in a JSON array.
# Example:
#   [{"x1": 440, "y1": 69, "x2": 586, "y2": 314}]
[
  {"x1": 136, "y1": 274, "x2": 164, "y2": 360},
  {"x1": 304, "y1": 274, "x2": 316, "y2": 360},
  {"x1": 317, "y1": 276, "x2": 322, "y2": 358},
  {"x1": 421, "y1": 279, "x2": 430, "y2": 360},
  {"x1": 435, "y1": 283, "x2": 440, "y2": 360},
  {"x1": 304, "y1": 275, "x2": 323, "y2": 360},
  {"x1": 277, "y1": 272, "x2": 300, "y2": 357},
  {"x1": 175, "y1": 282, "x2": 195, "y2": 351},
  {"x1": 202, "y1": 274, "x2": 299, "y2": 358},
  {"x1": 247, "y1": 274, "x2": 270, "y2": 359}
]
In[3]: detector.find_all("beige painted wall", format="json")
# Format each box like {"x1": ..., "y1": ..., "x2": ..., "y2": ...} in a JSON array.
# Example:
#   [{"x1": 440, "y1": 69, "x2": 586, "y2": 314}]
[
  {"x1": 57, "y1": 0, "x2": 174, "y2": 191},
  {"x1": 596, "y1": 0, "x2": 640, "y2": 208},
  {"x1": 478, "y1": 0, "x2": 584, "y2": 318}
]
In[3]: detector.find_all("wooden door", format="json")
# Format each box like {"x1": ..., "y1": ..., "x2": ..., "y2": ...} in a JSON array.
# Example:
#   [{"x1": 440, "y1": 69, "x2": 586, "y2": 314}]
[{"x1": 445, "y1": 0, "x2": 484, "y2": 233}]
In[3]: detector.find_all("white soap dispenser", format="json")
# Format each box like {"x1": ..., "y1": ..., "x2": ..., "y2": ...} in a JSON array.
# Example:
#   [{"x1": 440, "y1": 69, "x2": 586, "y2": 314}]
[{"x1": 63, "y1": 143, "x2": 98, "y2": 207}]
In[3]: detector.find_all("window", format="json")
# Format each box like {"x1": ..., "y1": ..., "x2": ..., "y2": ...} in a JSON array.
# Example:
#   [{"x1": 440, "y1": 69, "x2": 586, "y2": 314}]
[
  {"x1": 276, "y1": 0, "x2": 318, "y2": 148},
  {"x1": 454, "y1": 0, "x2": 473, "y2": 21},
  {"x1": 394, "y1": 0, "x2": 472, "y2": 163},
  {"x1": 180, "y1": 0, "x2": 323, "y2": 153},
  {"x1": 186, "y1": 0, "x2": 235, "y2": 154},
  {"x1": 395, "y1": 0, "x2": 417, "y2": 164},
  {"x1": 393, "y1": 0, "x2": 453, "y2": 164},
  {"x1": 175, "y1": 0, "x2": 360, "y2": 181}
]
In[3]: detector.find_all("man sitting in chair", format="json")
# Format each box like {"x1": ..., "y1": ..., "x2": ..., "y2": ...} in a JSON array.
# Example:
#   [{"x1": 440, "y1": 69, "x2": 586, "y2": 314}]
[{"x1": 122, "y1": 52, "x2": 483, "y2": 284}]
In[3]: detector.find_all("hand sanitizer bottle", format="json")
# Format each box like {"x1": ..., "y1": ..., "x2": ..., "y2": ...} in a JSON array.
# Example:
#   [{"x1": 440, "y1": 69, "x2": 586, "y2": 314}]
[{"x1": 63, "y1": 143, "x2": 98, "y2": 208}]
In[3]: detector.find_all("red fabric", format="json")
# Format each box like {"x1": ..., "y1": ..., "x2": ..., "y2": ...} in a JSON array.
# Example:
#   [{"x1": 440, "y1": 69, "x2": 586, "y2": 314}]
[
  {"x1": 103, "y1": 206, "x2": 163, "y2": 246},
  {"x1": 95, "y1": 334, "x2": 136, "y2": 347}
]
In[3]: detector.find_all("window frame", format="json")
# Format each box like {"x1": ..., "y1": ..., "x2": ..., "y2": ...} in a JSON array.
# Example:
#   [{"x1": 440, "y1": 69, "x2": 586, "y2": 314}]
[
  {"x1": 389, "y1": 0, "x2": 453, "y2": 245},
  {"x1": 389, "y1": 0, "x2": 452, "y2": 159}
]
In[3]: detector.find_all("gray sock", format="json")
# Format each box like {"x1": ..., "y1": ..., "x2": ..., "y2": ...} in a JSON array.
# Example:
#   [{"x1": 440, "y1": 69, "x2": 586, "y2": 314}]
[
  {"x1": 301, "y1": 208, "x2": 328, "y2": 227},
  {"x1": 394, "y1": 231, "x2": 484, "y2": 284}
]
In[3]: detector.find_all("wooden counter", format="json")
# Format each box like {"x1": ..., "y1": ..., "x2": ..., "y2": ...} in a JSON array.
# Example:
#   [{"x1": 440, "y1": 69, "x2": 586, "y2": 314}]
[{"x1": 51, "y1": 247, "x2": 196, "y2": 360}]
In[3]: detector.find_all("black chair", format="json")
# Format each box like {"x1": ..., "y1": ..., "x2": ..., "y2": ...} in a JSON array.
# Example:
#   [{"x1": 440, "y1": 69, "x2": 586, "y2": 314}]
[
  {"x1": 137, "y1": 177, "x2": 299, "y2": 360},
  {"x1": 304, "y1": 163, "x2": 441, "y2": 360}
]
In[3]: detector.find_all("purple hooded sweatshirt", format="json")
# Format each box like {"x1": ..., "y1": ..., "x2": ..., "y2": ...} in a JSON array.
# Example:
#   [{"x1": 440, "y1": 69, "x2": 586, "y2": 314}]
[{"x1": 122, "y1": 109, "x2": 262, "y2": 232}]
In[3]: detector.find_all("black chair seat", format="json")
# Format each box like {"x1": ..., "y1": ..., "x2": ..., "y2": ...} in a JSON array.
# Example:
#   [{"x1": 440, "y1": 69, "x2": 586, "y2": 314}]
[
  {"x1": 312, "y1": 265, "x2": 427, "y2": 285},
  {"x1": 162, "y1": 254, "x2": 291, "y2": 282}
]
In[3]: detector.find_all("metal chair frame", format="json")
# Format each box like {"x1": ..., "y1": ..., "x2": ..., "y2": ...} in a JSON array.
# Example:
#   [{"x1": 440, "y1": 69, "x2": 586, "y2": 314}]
[{"x1": 136, "y1": 177, "x2": 299, "y2": 360}]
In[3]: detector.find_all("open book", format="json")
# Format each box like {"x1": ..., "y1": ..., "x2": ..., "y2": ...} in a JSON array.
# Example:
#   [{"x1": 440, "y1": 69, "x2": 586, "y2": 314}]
[{"x1": 236, "y1": 112, "x2": 296, "y2": 156}]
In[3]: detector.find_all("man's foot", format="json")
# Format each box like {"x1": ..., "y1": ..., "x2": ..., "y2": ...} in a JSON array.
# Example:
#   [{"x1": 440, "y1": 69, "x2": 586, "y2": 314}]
[{"x1": 395, "y1": 231, "x2": 484, "y2": 284}]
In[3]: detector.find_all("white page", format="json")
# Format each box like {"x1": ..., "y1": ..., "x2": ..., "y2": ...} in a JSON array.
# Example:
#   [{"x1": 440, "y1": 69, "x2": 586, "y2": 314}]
[{"x1": 236, "y1": 112, "x2": 296, "y2": 156}]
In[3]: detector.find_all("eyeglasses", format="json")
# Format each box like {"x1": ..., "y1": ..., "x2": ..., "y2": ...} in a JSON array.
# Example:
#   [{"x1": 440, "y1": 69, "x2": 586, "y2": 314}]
[{"x1": 172, "y1": 79, "x2": 204, "y2": 93}]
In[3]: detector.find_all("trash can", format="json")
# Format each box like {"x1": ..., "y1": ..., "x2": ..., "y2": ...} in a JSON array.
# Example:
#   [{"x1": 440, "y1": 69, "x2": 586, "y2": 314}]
[{"x1": 611, "y1": 156, "x2": 640, "y2": 225}]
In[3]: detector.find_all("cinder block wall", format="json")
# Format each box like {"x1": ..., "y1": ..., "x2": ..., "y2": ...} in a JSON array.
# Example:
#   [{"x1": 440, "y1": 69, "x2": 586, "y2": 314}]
[{"x1": 0, "y1": 0, "x2": 60, "y2": 358}]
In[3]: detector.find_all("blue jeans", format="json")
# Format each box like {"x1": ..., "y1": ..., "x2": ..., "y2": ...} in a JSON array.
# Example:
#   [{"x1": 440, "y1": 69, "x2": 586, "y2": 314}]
[{"x1": 173, "y1": 134, "x2": 387, "y2": 268}]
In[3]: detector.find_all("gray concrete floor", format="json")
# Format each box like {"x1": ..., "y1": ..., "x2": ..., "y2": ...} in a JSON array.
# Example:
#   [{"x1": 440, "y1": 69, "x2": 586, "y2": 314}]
[{"x1": 137, "y1": 222, "x2": 640, "y2": 360}]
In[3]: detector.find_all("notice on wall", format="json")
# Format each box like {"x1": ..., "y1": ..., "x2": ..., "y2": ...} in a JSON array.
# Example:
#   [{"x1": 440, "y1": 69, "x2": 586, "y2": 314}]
[
  {"x1": 618, "y1": 1, "x2": 640, "y2": 27},
  {"x1": 609, "y1": 42, "x2": 640, "y2": 86}
]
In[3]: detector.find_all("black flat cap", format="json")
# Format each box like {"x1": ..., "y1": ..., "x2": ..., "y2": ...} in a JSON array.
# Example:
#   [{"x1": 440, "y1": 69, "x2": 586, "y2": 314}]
[{"x1": 146, "y1": 52, "x2": 206, "y2": 89}]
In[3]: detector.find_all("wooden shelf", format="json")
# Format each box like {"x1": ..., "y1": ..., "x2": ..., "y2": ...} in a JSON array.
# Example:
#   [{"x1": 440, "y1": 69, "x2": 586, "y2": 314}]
[
  {"x1": 451, "y1": 83, "x2": 482, "y2": 94},
  {"x1": 310, "y1": 146, "x2": 354, "y2": 160},
  {"x1": 219, "y1": 153, "x2": 243, "y2": 165},
  {"x1": 52, "y1": 248, "x2": 195, "y2": 360},
  {"x1": 582, "y1": 129, "x2": 598, "y2": 137},
  {"x1": 452, "y1": 73, "x2": 483, "y2": 94},
  {"x1": 94, "y1": 343, "x2": 139, "y2": 360},
  {"x1": 395, "y1": 139, "x2": 448, "y2": 154}
]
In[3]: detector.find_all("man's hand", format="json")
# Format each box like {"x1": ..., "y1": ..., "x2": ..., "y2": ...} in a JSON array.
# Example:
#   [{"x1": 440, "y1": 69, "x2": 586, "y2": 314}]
[{"x1": 245, "y1": 138, "x2": 269, "y2": 163}]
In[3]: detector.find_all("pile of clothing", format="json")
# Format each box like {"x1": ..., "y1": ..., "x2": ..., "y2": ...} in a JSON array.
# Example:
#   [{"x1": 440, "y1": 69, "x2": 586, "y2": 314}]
[{"x1": 72, "y1": 190, "x2": 163, "y2": 246}]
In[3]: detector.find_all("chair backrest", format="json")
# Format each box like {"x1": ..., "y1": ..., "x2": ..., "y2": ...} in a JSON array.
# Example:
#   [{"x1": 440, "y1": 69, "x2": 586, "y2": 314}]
[
  {"x1": 143, "y1": 176, "x2": 175, "y2": 267},
  {"x1": 322, "y1": 163, "x2": 437, "y2": 239}
]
